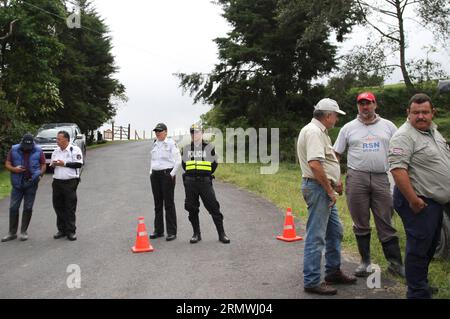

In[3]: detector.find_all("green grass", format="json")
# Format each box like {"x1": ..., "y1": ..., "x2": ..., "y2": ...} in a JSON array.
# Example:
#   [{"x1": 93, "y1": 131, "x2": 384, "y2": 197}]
[
  {"x1": 215, "y1": 162, "x2": 450, "y2": 299},
  {"x1": 0, "y1": 169, "x2": 10, "y2": 201}
]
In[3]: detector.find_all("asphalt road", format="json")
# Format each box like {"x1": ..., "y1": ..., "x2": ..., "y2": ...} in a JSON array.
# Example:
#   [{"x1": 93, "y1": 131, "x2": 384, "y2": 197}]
[{"x1": 0, "y1": 141, "x2": 400, "y2": 299}]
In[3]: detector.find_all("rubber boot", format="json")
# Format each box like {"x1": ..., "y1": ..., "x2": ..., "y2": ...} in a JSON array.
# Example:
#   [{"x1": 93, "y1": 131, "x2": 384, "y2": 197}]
[
  {"x1": 2, "y1": 213, "x2": 19, "y2": 242},
  {"x1": 20, "y1": 211, "x2": 32, "y2": 241},
  {"x1": 354, "y1": 234, "x2": 373, "y2": 277},
  {"x1": 189, "y1": 214, "x2": 201, "y2": 244},
  {"x1": 214, "y1": 220, "x2": 230, "y2": 244},
  {"x1": 382, "y1": 237, "x2": 405, "y2": 278}
]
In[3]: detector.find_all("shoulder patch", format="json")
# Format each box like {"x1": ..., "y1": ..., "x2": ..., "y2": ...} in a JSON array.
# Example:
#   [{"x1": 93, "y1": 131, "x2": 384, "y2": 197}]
[
  {"x1": 77, "y1": 154, "x2": 82, "y2": 160},
  {"x1": 390, "y1": 148, "x2": 404, "y2": 156}
]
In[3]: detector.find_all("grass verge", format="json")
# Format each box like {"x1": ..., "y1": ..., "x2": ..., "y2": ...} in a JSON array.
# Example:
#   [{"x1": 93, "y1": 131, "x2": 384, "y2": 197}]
[
  {"x1": 215, "y1": 162, "x2": 450, "y2": 298},
  {"x1": 0, "y1": 169, "x2": 9, "y2": 201}
]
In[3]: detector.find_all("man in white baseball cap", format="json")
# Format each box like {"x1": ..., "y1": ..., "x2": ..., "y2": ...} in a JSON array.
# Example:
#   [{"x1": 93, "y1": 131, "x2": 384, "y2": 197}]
[
  {"x1": 314, "y1": 98, "x2": 346, "y2": 115},
  {"x1": 297, "y1": 98, "x2": 355, "y2": 295}
]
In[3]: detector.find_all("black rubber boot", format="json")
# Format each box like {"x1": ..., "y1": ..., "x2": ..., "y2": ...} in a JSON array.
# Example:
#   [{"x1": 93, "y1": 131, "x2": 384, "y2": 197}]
[
  {"x1": 2, "y1": 213, "x2": 19, "y2": 242},
  {"x1": 189, "y1": 214, "x2": 201, "y2": 244},
  {"x1": 354, "y1": 234, "x2": 373, "y2": 277},
  {"x1": 214, "y1": 220, "x2": 230, "y2": 244},
  {"x1": 20, "y1": 211, "x2": 32, "y2": 241},
  {"x1": 382, "y1": 237, "x2": 405, "y2": 278}
]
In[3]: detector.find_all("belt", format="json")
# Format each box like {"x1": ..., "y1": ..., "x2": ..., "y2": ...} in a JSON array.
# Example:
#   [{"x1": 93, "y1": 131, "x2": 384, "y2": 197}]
[
  {"x1": 53, "y1": 178, "x2": 79, "y2": 183},
  {"x1": 303, "y1": 177, "x2": 336, "y2": 187},
  {"x1": 152, "y1": 168, "x2": 173, "y2": 174},
  {"x1": 184, "y1": 175, "x2": 211, "y2": 181}
]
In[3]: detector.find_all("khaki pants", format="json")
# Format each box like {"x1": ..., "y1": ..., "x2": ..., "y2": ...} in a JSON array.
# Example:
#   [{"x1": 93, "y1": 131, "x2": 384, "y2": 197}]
[{"x1": 345, "y1": 168, "x2": 398, "y2": 243}]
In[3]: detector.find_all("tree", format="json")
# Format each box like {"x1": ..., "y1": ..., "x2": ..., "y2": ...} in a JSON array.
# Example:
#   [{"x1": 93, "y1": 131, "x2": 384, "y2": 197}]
[
  {"x1": 53, "y1": 0, "x2": 126, "y2": 133},
  {"x1": 177, "y1": 0, "x2": 362, "y2": 130},
  {"x1": 0, "y1": 0, "x2": 66, "y2": 122},
  {"x1": 0, "y1": 0, "x2": 126, "y2": 134},
  {"x1": 355, "y1": 0, "x2": 450, "y2": 92},
  {"x1": 406, "y1": 45, "x2": 448, "y2": 84}
]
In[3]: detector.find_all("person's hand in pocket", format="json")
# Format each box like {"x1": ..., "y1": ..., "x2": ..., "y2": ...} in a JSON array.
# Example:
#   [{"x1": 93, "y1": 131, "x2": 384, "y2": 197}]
[{"x1": 410, "y1": 197, "x2": 427, "y2": 214}]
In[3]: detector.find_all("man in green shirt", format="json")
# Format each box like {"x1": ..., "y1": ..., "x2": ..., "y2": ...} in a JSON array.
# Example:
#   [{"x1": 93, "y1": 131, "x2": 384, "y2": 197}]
[{"x1": 389, "y1": 93, "x2": 450, "y2": 299}]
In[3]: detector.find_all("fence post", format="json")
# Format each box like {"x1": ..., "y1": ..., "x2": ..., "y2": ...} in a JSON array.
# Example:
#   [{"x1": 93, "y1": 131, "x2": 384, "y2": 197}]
[
  {"x1": 111, "y1": 123, "x2": 115, "y2": 141},
  {"x1": 128, "y1": 124, "x2": 131, "y2": 140}
]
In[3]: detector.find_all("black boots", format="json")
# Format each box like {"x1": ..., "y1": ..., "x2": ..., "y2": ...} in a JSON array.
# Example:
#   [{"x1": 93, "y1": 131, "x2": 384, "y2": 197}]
[
  {"x1": 1, "y1": 213, "x2": 19, "y2": 242},
  {"x1": 355, "y1": 234, "x2": 373, "y2": 277},
  {"x1": 355, "y1": 234, "x2": 405, "y2": 278},
  {"x1": 189, "y1": 215, "x2": 201, "y2": 244},
  {"x1": 382, "y1": 237, "x2": 405, "y2": 277},
  {"x1": 214, "y1": 220, "x2": 230, "y2": 244},
  {"x1": 190, "y1": 233, "x2": 202, "y2": 244},
  {"x1": 218, "y1": 232, "x2": 230, "y2": 244},
  {"x1": 190, "y1": 216, "x2": 230, "y2": 244},
  {"x1": 2, "y1": 212, "x2": 33, "y2": 242},
  {"x1": 19, "y1": 211, "x2": 32, "y2": 241}
]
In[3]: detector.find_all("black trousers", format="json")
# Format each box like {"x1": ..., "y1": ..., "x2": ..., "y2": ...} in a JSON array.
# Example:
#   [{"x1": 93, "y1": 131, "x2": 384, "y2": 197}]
[
  {"x1": 52, "y1": 179, "x2": 79, "y2": 234},
  {"x1": 150, "y1": 169, "x2": 177, "y2": 235},
  {"x1": 394, "y1": 187, "x2": 443, "y2": 299},
  {"x1": 183, "y1": 175, "x2": 224, "y2": 234}
]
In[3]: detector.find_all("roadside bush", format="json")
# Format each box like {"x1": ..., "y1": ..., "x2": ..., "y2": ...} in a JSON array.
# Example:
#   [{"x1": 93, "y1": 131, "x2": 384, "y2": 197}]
[{"x1": 0, "y1": 95, "x2": 38, "y2": 164}]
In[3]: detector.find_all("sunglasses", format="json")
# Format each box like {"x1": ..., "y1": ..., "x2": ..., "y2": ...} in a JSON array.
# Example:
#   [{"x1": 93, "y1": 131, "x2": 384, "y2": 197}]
[{"x1": 154, "y1": 130, "x2": 164, "y2": 133}]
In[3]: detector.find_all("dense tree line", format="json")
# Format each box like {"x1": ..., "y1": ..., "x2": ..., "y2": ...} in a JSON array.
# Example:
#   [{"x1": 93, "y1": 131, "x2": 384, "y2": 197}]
[
  {"x1": 0, "y1": 0, "x2": 126, "y2": 162},
  {"x1": 178, "y1": 0, "x2": 449, "y2": 161}
]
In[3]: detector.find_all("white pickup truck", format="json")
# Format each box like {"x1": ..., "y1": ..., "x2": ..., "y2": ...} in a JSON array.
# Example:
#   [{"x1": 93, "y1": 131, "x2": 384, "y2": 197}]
[{"x1": 34, "y1": 123, "x2": 86, "y2": 166}]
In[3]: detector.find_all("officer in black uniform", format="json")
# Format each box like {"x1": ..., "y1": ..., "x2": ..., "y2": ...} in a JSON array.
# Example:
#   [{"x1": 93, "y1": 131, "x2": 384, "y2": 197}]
[{"x1": 181, "y1": 124, "x2": 230, "y2": 244}]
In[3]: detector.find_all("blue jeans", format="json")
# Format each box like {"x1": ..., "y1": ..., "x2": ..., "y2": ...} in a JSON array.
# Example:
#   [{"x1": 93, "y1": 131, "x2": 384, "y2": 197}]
[
  {"x1": 393, "y1": 187, "x2": 443, "y2": 299},
  {"x1": 10, "y1": 182, "x2": 39, "y2": 216},
  {"x1": 302, "y1": 179, "x2": 343, "y2": 288}
]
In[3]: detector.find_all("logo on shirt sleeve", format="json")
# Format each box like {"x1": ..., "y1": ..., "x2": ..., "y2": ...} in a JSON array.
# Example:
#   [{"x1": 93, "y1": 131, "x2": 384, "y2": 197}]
[
  {"x1": 77, "y1": 154, "x2": 82, "y2": 160},
  {"x1": 390, "y1": 148, "x2": 404, "y2": 155}
]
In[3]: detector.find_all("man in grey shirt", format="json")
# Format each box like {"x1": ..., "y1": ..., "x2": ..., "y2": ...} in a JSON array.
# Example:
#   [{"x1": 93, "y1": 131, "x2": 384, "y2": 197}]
[
  {"x1": 389, "y1": 93, "x2": 450, "y2": 299},
  {"x1": 334, "y1": 92, "x2": 404, "y2": 278}
]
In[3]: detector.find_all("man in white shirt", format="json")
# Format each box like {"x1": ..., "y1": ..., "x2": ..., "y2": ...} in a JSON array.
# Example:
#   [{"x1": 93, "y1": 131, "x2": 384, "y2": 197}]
[
  {"x1": 50, "y1": 131, "x2": 84, "y2": 241},
  {"x1": 149, "y1": 123, "x2": 181, "y2": 241},
  {"x1": 334, "y1": 92, "x2": 404, "y2": 278}
]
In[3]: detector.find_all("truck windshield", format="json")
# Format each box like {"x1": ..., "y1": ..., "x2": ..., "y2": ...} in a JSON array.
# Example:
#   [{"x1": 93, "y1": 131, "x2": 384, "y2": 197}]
[{"x1": 36, "y1": 127, "x2": 73, "y2": 143}]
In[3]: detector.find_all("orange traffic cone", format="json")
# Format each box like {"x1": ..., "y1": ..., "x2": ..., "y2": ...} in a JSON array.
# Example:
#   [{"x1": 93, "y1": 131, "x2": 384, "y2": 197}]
[
  {"x1": 276, "y1": 208, "x2": 303, "y2": 242},
  {"x1": 132, "y1": 216, "x2": 154, "y2": 253}
]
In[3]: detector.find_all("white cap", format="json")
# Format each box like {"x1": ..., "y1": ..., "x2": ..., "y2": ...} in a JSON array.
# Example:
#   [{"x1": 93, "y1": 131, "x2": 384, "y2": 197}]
[{"x1": 314, "y1": 98, "x2": 346, "y2": 115}]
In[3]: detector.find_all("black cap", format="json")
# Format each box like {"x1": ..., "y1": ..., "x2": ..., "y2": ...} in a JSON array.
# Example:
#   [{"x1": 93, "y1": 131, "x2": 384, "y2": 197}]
[
  {"x1": 20, "y1": 133, "x2": 34, "y2": 151},
  {"x1": 153, "y1": 123, "x2": 167, "y2": 132}
]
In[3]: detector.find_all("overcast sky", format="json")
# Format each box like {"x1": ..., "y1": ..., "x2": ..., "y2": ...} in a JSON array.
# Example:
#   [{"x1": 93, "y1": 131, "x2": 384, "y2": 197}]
[{"x1": 92, "y1": 0, "x2": 449, "y2": 135}]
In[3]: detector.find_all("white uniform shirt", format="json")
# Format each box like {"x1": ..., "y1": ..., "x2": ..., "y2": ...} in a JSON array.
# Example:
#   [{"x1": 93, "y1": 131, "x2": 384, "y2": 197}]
[
  {"x1": 333, "y1": 115, "x2": 397, "y2": 173},
  {"x1": 51, "y1": 144, "x2": 84, "y2": 180},
  {"x1": 149, "y1": 138, "x2": 181, "y2": 177}
]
